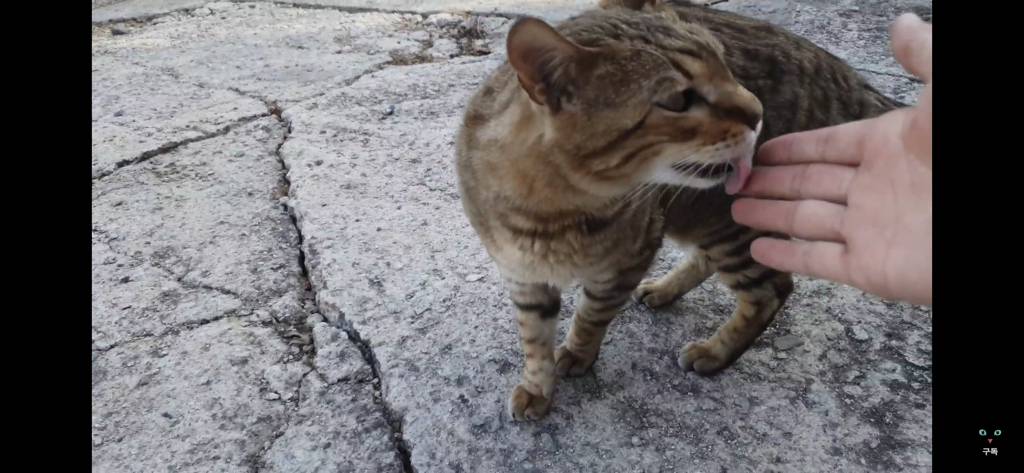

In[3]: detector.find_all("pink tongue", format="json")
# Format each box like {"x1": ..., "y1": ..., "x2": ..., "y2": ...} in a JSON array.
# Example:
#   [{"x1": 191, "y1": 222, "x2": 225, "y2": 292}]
[{"x1": 725, "y1": 153, "x2": 752, "y2": 195}]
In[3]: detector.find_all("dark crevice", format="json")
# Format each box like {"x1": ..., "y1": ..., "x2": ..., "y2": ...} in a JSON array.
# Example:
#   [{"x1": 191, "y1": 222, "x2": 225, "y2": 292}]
[
  {"x1": 341, "y1": 323, "x2": 415, "y2": 473},
  {"x1": 251, "y1": 87, "x2": 415, "y2": 472},
  {"x1": 92, "y1": 313, "x2": 249, "y2": 353},
  {"x1": 93, "y1": 10, "x2": 186, "y2": 26},
  {"x1": 260, "y1": 87, "x2": 415, "y2": 473},
  {"x1": 180, "y1": 278, "x2": 243, "y2": 299},
  {"x1": 93, "y1": 111, "x2": 270, "y2": 180}
]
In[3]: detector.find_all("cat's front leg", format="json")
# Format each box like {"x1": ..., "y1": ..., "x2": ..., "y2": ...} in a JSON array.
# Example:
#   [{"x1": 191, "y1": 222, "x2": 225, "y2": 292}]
[
  {"x1": 506, "y1": 281, "x2": 561, "y2": 421},
  {"x1": 554, "y1": 269, "x2": 647, "y2": 377}
]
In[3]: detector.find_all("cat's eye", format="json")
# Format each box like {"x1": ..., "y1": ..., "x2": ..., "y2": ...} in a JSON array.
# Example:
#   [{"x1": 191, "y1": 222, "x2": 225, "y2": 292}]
[
  {"x1": 656, "y1": 88, "x2": 703, "y2": 113},
  {"x1": 979, "y1": 430, "x2": 987, "y2": 436},
  {"x1": 995, "y1": 430, "x2": 1002, "y2": 436}
]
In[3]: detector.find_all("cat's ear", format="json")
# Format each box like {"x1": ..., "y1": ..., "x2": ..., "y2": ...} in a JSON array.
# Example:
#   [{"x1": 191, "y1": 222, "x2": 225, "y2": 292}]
[
  {"x1": 598, "y1": 0, "x2": 661, "y2": 10},
  {"x1": 506, "y1": 17, "x2": 588, "y2": 113}
]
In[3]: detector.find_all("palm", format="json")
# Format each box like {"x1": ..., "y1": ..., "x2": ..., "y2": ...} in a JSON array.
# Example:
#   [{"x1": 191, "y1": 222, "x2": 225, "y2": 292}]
[
  {"x1": 841, "y1": 108, "x2": 931, "y2": 301},
  {"x1": 729, "y1": 13, "x2": 931, "y2": 305}
]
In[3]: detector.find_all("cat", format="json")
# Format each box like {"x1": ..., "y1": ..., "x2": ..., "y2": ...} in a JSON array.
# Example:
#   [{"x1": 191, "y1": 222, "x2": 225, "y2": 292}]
[{"x1": 455, "y1": 0, "x2": 901, "y2": 420}]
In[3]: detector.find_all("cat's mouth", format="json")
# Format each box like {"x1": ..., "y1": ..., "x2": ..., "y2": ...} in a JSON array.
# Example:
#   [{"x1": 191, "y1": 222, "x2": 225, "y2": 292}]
[
  {"x1": 671, "y1": 161, "x2": 734, "y2": 179},
  {"x1": 669, "y1": 153, "x2": 752, "y2": 194}
]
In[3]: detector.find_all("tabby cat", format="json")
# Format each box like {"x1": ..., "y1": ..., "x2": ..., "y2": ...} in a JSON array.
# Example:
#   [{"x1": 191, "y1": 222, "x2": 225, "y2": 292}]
[{"x1": 455, "y1": 0, "x2": 900, "y2": 420}]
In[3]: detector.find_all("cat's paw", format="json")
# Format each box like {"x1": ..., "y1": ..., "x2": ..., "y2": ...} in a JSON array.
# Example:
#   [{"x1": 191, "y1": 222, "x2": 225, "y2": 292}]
[
  {"x1": 633, "y1": 278, "x2": 680, "y2": 308},
  {"x1": 678, "y1": 340, "x2": 729, "y2": 375},
  {"x1": 554, "y1": 345, "x2": 597, "y2": 377},
  {"x1": 508, "y1": 384, "x2": 553, "y2": 421}
]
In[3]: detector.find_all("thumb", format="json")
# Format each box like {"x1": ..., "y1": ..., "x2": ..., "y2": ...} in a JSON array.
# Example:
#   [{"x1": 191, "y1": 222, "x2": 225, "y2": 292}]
[{"x1": 891, "y1": 13, "x2": 932, "y2": 82}]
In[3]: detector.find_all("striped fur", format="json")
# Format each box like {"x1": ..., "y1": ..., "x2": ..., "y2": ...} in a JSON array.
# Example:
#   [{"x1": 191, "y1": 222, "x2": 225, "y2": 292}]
[{"x1": 456, "y1": 0, "x2": 899, "y2": 421}]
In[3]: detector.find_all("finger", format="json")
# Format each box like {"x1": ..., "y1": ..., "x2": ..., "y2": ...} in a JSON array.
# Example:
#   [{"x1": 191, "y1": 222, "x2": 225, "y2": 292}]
[
  {"x1": 891, "y1": 13, "x2": 932, "y2": 82},
  {"x1": 732, "y1": 199, "x2": 846, "y2": 243},
  {"x1": 756, "y1": 120, "x2": 871, "y2": 166},
  {"x1": 749, "y1": 237, "x2": 851, "y2": 286},
  {"x1": 738, "y1": 163, "x2": 855, "y2": 204}
]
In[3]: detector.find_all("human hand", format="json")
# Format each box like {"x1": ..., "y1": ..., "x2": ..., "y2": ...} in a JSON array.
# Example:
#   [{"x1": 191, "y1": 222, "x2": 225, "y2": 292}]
[{"x1": 731, "y1": 13, "x2": 932, "y2": 306}]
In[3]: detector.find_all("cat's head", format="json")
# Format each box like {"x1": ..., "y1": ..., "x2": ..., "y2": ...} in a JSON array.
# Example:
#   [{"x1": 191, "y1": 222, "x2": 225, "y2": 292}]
[{"x1": 505, "y1": 9, "x2": 761, "y2": 196}]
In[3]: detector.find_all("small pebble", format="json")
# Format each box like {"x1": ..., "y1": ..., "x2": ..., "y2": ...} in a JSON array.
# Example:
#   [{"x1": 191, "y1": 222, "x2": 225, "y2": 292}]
[
  {"x1": 631, "y1": 436, "x2": 642, "y2": 447},
  {"x1": 382, "y1": 105, "x2": 395, "y2": 118},
  {"x1": 306, "y1": 313, "x2": 325, "y2": 328},
  {"x1": 263, "y1": 392, "x2": 281, "y2": 400},
  {"x1": 112, "y1": 110, "x2": 125, "y2": 117},
  {"x1": 135, "y1": 374, "x2": 153, "y2": 387},
  {"x1": 774, "y1": 334, "x2": 804, "y2": 351},
  {"x1": 539, "y1": 432, "x2": 557, "y2": 451},
  {"x1": 850, "y1": 326, "x2": 871, "y2": 342},
  {"x1": 465, "y1": 274, "x2": 484, "y2": 282},
  {"x1": 119, "y1": 276, "x2": 131, "y2": 284},
  {"x1": 93, "y1": 436, "x2": 104, "y2": 447},
  {"x1": 110, "y1": 28, "x2": 128, "y2": 36}
]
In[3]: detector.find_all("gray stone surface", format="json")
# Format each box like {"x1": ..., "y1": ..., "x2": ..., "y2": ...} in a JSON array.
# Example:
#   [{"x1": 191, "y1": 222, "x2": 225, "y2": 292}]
[
  {"x1": 92, "y1": 319, "x2": 291, "y2": 472},
  {"x1": 93, "y1": 1, "x2": 932, "y2": 472},
  {"x1": 93, "y1": 0, "x2": 596, "y2": 23}
]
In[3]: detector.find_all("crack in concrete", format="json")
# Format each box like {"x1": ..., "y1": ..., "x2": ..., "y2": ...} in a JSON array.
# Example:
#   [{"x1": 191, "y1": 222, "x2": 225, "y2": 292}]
[
  {"x1": 246, "y1": 363, "x2": 318, "y2": 473},
  {"x1": 337, "y1": 323, "x2": 415, "y2": 472},
  {"x1": 854, "y1": 67, "x2": 921, "y2": 83},
  {"x1": 93, "y1": 111, "x2": 271, "y2": 181},
  {"x1": 233, "y1": 85, "x2": 418, "y2": 473},
  {"x1": 92, "y1": 8, "x2": 500, "y2": 470},
  {"x1": 93, "y1": 5, "x2": 198, "y2": 26},
  {"x1": 256, "y1": 80, "x2": 416, "y2": 472},
  {"x1": 92, "y1": 313, "x2": 248, "y2": 353}
]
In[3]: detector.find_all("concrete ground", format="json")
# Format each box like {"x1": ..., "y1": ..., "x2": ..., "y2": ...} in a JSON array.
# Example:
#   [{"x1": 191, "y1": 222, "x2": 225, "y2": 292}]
[{"x1": 92, "y1": 1, "x2": 932, "y2": 472}]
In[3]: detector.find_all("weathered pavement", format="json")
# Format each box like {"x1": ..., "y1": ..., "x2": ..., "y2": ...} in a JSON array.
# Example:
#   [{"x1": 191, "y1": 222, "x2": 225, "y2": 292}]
[{"x1": 92, "y1": 1, "x2": 933, "y2": 472}]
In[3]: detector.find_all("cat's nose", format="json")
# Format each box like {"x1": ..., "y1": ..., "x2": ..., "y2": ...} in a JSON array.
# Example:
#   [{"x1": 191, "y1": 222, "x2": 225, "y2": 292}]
[
  {"x1": 736, "y1": 107, "x2": 761, "y2": 131},
  {"x1": 720, "y1": 103, "x2": 762, "y2": 131},
  {"x1": 719, "y1": 87, "x2": 762, "y2": 131}
]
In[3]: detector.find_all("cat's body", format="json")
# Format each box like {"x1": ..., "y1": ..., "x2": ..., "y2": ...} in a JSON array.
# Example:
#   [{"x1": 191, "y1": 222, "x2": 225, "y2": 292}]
[{"x1": 456, "y1": 0, "x2": 900, "y2": 420}]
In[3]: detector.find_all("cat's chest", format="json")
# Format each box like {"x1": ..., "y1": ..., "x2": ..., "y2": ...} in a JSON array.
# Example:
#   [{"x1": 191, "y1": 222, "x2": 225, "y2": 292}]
[{"x1": 489, "y1": 207, "x2": 664, "y2": 286}]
